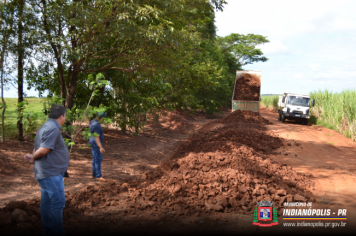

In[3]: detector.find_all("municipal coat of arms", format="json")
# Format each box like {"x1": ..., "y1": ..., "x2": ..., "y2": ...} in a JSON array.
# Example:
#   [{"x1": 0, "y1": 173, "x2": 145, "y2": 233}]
[{"x1": 252, "y1": 200, "x2": 279, "y2": 227}]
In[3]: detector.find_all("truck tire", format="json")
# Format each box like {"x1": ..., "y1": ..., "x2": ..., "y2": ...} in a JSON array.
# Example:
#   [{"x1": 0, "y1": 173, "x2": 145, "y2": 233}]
[
  {"x1": 282, "y1": 113, "x2": 286, "y2": 123},
  {"x1": 278, "y1": 111, "x2": 282, "y2": 121},
  {"x1": 303, "y1": 119, "x2": 308, "y2": 125}
]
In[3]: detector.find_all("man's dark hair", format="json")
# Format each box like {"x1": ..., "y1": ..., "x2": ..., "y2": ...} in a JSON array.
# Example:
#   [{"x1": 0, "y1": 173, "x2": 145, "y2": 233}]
[{"x1": 49, "y1": 104, "x2": 66, "y2": 119}]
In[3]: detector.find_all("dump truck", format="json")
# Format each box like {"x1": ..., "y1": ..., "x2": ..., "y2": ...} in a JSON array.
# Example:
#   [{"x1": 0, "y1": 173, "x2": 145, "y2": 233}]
[
  {"x1": 231, "y1": 71, "x2": 261, "y2": 113},
  {"x1": 278, "y1": 93, "x2": 315, "y2": 125}
]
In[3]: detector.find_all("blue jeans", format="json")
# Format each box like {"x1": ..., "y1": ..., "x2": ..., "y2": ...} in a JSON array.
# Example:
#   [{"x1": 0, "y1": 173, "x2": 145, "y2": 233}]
[
  {"x1": 37, "y1": 175, "x2": 66, "y2": 236},
  {"x1": 92, "y1": 148, "x2": 103, "y2": 178}
]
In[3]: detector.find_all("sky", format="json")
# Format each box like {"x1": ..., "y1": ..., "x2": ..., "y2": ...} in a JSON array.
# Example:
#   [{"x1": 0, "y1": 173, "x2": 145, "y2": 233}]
[
  {"x1": 3, "y1": 0, "x2": 356, "y2": 97},
  {"x1": 215, "y1": 0, "x2": 356, "y2": 94}
]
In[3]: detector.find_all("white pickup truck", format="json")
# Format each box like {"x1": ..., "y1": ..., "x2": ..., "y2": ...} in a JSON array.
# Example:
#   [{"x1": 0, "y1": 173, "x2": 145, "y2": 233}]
[{"x1": 278, "y1": 93, "x2": 315, "y2": 125}]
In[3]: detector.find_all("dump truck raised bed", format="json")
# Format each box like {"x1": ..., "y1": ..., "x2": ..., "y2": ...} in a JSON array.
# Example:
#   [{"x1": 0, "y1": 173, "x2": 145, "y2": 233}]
[
  {"x1": 278, "y1": 92, "x2": 315, "y2": 125},
  {"x1": 231, "y1": 71, "x2": 261, "y2": 113}
]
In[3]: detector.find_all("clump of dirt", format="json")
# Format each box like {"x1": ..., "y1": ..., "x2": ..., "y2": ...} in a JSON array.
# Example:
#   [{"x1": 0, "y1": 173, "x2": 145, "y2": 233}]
[
  {"x1": 0, "y1": 200, "x2": 42, "y2": 232},
  {"x1": 0, "y1": 110, "x2": 314, "y2": 233},
  {"x1": 233, "y1": 73, "x2": 261, "y2": 101}
]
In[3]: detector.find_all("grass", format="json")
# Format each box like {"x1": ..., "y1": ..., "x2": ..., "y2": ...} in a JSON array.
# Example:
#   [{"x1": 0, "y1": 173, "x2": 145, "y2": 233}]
[
  {"x1": 260, "y1": 95, "x2": 280, "y2": 111},
  {"x1": 310, "y1": 89, "x2": 356, "y2": 141},
  {"x1": 0, "y1": 98, "x2": 47, "y2": 139}
]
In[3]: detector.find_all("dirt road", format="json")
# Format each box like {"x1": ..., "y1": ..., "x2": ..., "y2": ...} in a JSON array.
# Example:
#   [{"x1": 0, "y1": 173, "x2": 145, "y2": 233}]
[
  {"x1": 261, "y1": 108, "x2": 356, "y2": 229},
  {"x1": 261, "y1": 109, "x2": 356, "y2": 204}
]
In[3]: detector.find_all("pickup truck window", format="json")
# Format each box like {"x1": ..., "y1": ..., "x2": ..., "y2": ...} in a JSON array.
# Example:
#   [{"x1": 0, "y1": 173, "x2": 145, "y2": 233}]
[
  {"x1": 282, "y1": 96, "x2": 286, "y2": 103},
  {"x1": 287, "y1": 96, "x2": 310, "y2": 107}
]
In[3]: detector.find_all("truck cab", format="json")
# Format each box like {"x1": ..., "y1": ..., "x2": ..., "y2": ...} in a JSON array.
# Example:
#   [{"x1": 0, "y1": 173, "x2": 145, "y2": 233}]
[{"x1": 278, "y1": 93, "x2": 315, "y2": 125}]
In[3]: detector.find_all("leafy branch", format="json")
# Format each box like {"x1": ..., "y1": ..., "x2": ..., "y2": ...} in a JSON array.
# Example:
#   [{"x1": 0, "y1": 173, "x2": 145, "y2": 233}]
[{"x1": 59, "y1": 73, "x2": 110, "y2": 154}]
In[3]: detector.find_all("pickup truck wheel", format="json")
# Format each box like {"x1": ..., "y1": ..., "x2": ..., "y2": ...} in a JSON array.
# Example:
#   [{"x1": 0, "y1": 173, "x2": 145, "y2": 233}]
[
  {"x1": 282, "y1": 113, "x2": 286, "y2": 123},
  {"x1": 278, "y1": 111, "x2": 282, "y2": 121},
  {"x1": 303, "y1": 119, "x2": 309, "y2": 125}
]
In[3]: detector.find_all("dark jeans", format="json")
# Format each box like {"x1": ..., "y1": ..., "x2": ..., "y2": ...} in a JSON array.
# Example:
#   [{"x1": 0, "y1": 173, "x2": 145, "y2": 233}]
[
  {"x1": 91, "y1": 148, "x2": 103, "y2": 178},
  {"x1": 37, "y1": 175, "x2": 66, "y2": 236}
]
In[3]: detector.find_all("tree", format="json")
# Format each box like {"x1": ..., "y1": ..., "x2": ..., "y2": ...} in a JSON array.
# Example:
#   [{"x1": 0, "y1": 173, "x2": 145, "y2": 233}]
[
  {"x1": 0, "y1": 0, "x2": 15, "y2": 141},
  {"x1": 25, "y1": 0, "x2": 228, "y2": 134},
  {"x1": 0, "y1": 0, "x2": 272, "y2": 139},
  {"x1": 2, "y1": 0, "x2": 37, "y2": 141},
  {"x1": 16, "y1": 0, "x2": 25, "y2": 140},
  {"x1": 214, "y1": 33, "x2": 269, "y2": 108},
  {"x1": 218, "y1": 33, "x2": 269, "y2": 68},
  {"x1": 26, "y1": 0, "x2": 195, "y2": 110}
]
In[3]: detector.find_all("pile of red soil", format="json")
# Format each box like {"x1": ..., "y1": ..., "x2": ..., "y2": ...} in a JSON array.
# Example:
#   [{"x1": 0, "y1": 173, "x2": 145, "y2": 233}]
[
  {"x1": 0, "y1": 110, "x2": 315, "y2": 233},
  {"x1": 233, "y1": 73, "x2": 261, "y2": 101}
]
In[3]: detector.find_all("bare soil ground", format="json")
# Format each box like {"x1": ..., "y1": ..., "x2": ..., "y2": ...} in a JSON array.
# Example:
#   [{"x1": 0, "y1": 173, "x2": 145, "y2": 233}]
[
  {"x1": 1, "y1": 108, "x2": 356, "y2": 236},
  {"x1": 0, "y1": 110, "x2": 218, "y2": 207}
]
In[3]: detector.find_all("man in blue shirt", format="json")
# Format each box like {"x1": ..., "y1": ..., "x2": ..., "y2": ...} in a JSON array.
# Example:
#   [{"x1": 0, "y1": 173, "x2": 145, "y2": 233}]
[
  {"x1": 24, "y1": 104, "x2": 69, "y2": 236},
  {"x1": 88, "y1": 112, "x2": 107, "y2": 182}
]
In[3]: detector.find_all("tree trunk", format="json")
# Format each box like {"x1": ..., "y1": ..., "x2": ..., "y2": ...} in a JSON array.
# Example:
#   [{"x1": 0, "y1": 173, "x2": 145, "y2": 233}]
[
  {"x1": 40, "y1": 0, "x2": 66, "y2": 106},
  {"x1": 122, "y1": 94, "x2": 127, "y2": 133},
  {"x1": 113, "y1": 88, "x2": 117, "y2": 128},
  {"x1": 54, "y1": 56, "x2": 65, "y2": 106},
  {"x1": 1, "y1": 66, "x2": 5, "y2": 142},
  {"x1": 0, "y1": 0, "x2": 13, "y2": 142},
  {"x1": 135, "y1": 111, "x2": 140, "y2": 134},
  {"x1": 58, "y1": 63, "x2": 65, "y2": 106},
  {"x1": 17, "y1": 0, "x2": 25, "y2": 141},
  {"x1": 62, "y1": 67, "x2": 80, "y2": 145},
  {"x1": 65, "y1": 69, "x2": 80, "y2": 110},
  {"x1": 135, "y1": 123, "x2": 139, "y2": 133},
  {"x1": 61, "y1": 0, "x2": 80, "y2": 144}
]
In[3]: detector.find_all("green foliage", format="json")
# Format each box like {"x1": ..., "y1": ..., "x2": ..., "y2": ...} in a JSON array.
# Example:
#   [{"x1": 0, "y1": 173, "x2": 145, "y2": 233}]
[
  {"x1": 309, "y1": 115, "x2": 318, "y2": 125},
  {"x1": 1, "y1": 0, "x2": 272, "y2": 139},
  {"x1": 23, "y1": 112, "x2": 39, "y2": 138},
  {"x1": 218, "y1": 33, "x2": 269, "y2": 68},
  {"x1": 16, "y1": 100, "x2": 42, "y2": 138},
  {"x1": 63, "y1": 73, "x2": 112, "y2": 151},
  {"x1": 261, "y1": 95, "x2": 280, "y2": 111},
  {"x1": 0, "y1": 103, "x2": 8, "y2": 109},
  {"x1": 42, "y1": 96, "x2": 66, "y2": 116},
  {"x1": 0, "y1": 98, "x2": 47, "y2": 139},
  {"x1": 63, "y1": 138, "x2": 75, "y2": 150},
  {"x1": 310, "y1": 89, "x2": 356, "y2": 141}
]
